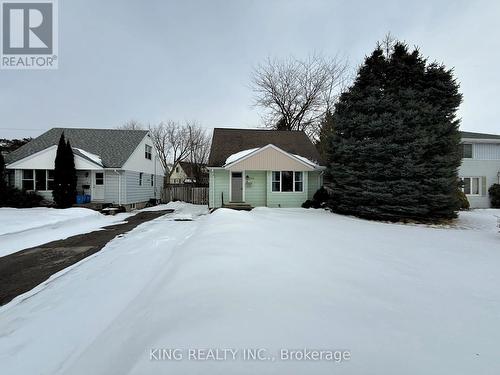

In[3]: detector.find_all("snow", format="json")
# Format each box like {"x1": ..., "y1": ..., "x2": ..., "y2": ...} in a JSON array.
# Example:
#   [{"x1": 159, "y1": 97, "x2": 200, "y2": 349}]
[
  {"x1": 0, "y1": 207, "x2": 132, "y2": 257},
  {"x1": 224, "y1": 148, "x2": 259, "y2": 165},
  {"x1": 293, "y1": 153, "x2": 319, "y2": 167},
  {"x1": 454, "y1": 209, "x2": 500, "y2": 232},
  {"x1": 73, "y1": 148, "x2": 103, "y2": 166},
  {"x1": 0, "y1": 206, "x2": 499, "y2": 375},
  {"x1": 140, "y1": 201, "x2": 209, "y2": 220}
]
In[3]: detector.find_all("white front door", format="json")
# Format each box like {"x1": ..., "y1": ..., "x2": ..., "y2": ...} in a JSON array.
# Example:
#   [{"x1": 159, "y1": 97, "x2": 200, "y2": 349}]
[{"x1": 92, "y1": 171, "x2": 105, "y2": 201}]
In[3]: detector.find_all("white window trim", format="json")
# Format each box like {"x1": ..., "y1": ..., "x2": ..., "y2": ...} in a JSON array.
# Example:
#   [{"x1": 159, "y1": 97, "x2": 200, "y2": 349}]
[
  {"x1": 462, "y1": 143, "x2": 473, "y2": 159},
  {"x1": 145, "y1": 144, "x2": 152, "y2": 160},
  {"x1": 271, "y1": 171, "x2": 304, "y2": 193},
  {"x1": 22, "y1": 169, "x2": 55, "y2": 192},
  {"x1": 461, "y1": 176, "x2": 481, "y2": 196}
]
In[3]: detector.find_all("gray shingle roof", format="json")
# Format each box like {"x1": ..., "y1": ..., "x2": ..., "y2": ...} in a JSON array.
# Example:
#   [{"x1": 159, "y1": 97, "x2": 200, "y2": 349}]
[
  {"x1": 460, "y1": 131, "x2": 500, "y2": 140},
  {"x1": 208, "y1": 128, "x2": 322, "y2": 167},
  {"x1": 5, "y1": 128, "x2": 148, "y2": 168}
]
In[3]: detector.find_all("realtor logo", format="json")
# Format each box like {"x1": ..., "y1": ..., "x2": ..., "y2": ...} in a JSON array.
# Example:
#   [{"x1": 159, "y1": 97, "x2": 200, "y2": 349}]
[{"x1": 1, "y1": 0, "x2": 58, "y2": 69}]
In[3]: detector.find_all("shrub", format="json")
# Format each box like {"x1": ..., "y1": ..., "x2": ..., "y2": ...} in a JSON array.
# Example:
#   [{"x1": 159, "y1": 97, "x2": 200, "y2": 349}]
[
  {"x1": 0, "y1": 186, "x2": 43, "y2": 208},
  {"x1": 302, "y1": 187, "x2": 331, "y2": 209},
  {"x1": 489, "y1": 184, "x2": 500, "y2": 208},
  {"x1": 313, "y1": 186, "x2": 330, "y2": 203},
  {"x1": 301, "y1": 200, "x2": 314, "y2": 209},
  {"x1": 456, "y1": 189, "x2": 470, "y2": 211}
]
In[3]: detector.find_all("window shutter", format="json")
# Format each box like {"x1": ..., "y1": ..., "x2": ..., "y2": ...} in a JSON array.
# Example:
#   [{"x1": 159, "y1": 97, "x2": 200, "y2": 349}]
[{"x1": 481, "y1": 176, "x2": 487, "y2": 196}]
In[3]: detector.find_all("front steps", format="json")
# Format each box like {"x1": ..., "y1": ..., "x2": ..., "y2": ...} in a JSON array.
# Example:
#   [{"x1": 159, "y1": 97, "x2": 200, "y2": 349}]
[{"x1": 222, "y1": 202, "x2": 253, "y2": 211}]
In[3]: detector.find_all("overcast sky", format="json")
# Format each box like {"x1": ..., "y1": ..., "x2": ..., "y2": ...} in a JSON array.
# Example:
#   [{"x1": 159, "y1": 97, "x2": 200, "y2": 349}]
[{"x1": 0, "y1": 0, "x2": 498, "y2": 139}]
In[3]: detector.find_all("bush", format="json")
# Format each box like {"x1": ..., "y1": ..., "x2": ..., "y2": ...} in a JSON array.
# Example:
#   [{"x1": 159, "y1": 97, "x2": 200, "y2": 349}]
[
  {"x1": 302, "y1": 187, "x2": 331, "y2": 209},
  {"x1": 313, "y1": 186, "x2": 330, "y2": 203},
  {"x1": 0, "y1": 186, "x2": 44, "y2": 208},
  {"x1": 301, "y1": 200, "x2": 314, "y2": 209},
  {"x1": 489, "y1": 184, "x2": 500, "y2": 208},
  {"x1": 456, "y1": 189, "x2": 470, "y2": 211}
]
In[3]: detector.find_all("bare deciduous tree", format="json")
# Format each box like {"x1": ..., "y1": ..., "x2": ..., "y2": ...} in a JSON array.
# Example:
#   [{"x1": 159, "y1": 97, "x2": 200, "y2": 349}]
[
  {"x1": 148, "y1": 120, "x2": 211, "y2": 184},
  {"x1": 117, "y1": 119, "x2": 144, "y2": 130},
  {"x1": 185, "y1": 121, "x2": 211, "y2": 185},
  {"x1": 148, "y1": 122, "x2": 170, "y2": 175},
  {"x1": 166, "y1": 121, "x2": 190, "y2": 164},
  {"x1": 251, "y1": 54, "x2": 349, "y2": 139}
]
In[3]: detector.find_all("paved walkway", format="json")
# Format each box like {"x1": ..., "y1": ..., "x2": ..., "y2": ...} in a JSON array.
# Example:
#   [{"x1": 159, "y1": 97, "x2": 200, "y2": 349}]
[{"x1": 0, "y1": 210, "x2": 173, "y2": 306}]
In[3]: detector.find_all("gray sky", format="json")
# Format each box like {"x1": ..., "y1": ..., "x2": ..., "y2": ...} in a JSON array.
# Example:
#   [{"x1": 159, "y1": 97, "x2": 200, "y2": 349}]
[{"x1": 1, "y1": 0, "x2": 499, "y2": 139}]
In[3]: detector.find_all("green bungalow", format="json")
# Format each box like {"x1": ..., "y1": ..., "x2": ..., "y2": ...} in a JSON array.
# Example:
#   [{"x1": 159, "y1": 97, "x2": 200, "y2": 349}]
[{"x1": 208, "y1": 128, "x2": 325, "y2": 209}]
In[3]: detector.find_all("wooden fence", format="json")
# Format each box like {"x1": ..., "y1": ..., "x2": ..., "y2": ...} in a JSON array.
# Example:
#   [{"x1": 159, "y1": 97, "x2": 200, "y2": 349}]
[{"x1": 162, "y1": 185, "x2": 209, "y2": 205}]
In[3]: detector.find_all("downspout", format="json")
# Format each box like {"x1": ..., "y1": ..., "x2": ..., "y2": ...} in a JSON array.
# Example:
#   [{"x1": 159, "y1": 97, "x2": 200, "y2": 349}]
[{"x1": 154, "y1": 155, "x2": 157, "y2": 201}]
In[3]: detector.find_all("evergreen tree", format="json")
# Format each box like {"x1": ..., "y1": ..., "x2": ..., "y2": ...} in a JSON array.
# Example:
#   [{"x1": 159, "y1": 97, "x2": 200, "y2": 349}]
[
  {"x1": 275, "y1": 118, "x2": 288, "y2": 131},
  {"x1": 66, "y1": 140, "x2": 77, "y2": 206},
  {"x1": 316, "y1": 110, "x2": 334, "y2": 162},
  {"x1": 0, "y1": 152, "x2": 6, "y2": 193},
  {"x1": 52, "y1": 133, "x2": 76, "y2": 208},
  {"x1": 327, "y1": 41, "x2": 462, "y2": 221}
]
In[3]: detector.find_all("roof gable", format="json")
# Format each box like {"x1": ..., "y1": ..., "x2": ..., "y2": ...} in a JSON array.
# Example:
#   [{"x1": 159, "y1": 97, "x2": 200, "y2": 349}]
[
  {"x1": 5, "y1": 128, "x2": 148, "y2": 168},
  {"x1": 224, "y1": 144, "x2": 317, "y2": 171},
  {"x1": 208, "y1": 128, "x2": 322, "y2": 167},
  {"x1": 6, "y1": 145, "x2": 104, "y2": 170}
]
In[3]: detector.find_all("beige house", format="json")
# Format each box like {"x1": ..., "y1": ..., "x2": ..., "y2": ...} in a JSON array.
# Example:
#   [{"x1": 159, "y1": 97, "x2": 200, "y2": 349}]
[{"x1": 169, "y1": 161, "x2": 208, "y2": 185}]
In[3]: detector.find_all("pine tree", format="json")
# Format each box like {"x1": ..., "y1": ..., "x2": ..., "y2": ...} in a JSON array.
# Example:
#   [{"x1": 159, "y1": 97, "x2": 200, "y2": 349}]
[
  {"x1": 65, "y1": 140, "x2": 77, "y2": 206},
  {"x1": 52, "y1": 133, "x2": 77, "y2": 208},
  {"x1": 0, "y1": 152, "x2": 6, "y2": 194},
  {"x1": 316, "y1": 110, "x2": 334, "y2": 162},
  {"x1": 327, "y1": 41, "x2": 462, "y2": 221}
]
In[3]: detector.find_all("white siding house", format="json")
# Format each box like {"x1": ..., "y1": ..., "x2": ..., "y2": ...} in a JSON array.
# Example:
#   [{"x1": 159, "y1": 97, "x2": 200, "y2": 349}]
[
  {"x1": 5, "y1": 128, "x2": 165, "y2": 210},
  {"x1": 459, "y1": 131, "x2": 500, "y2": 208}
]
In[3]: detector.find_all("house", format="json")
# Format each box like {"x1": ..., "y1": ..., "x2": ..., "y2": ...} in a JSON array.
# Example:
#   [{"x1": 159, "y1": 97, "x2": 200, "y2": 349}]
[
  {"x1": 4, "y1": 128, "x2": 165, "y2": 210},
  {"x1": 208, "y1": 128, "x2": 325, "y2": 209},
  {"x1": 459, "y1": 131, "x2": 500, "y2": 208},
  {"x1": 169, "y1": 161, "x2": 209, "y2": 185}
]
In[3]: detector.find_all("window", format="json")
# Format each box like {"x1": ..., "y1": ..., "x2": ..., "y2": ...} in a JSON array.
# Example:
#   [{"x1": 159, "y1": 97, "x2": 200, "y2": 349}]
[
  {"x1": 461, "y1": 144, "x2": 473, "y2": 159},
  {"x1": 294, "y1": 172, "x2": 303, "y2": 192},
  {"x1": 139, "y1": 172, "x2": 143, "y2": 186},
  {"x1": 272, "y1": 171, "x2": 280, "y2": 192},
  {"x1": 176, "y1": 166, "x2": 179, "y2": 173},
  {"x1": 35, "y1": 169, "x2": 46, "y2": 191},
  {"x1": 95, "y1": 172, "x2": 104, "y2": 185},
  {"x1": 271, "y1": 171, "x2": 304, "y2": 192},
  {"x1": 145, "y1": 145, "x2": 152, "y2": 160},
  {"x1": 22, "y1": 169, "x2": 56, "y2": 191},
  {"x1": 47, "y1": 170, "x2": 55, "y2": 190},
  {"x1": 151, "y1": 174, "x2": 154, "y2": 187},
  {"x1": 461, "y1": 177, "x2": 480, "y2": 195},
  {"x1": 282, "y1": 171, "x2": 293, "y2": 192},
  {"x1": 22, "y1": 169, "x2": 34, "y2": 190}
]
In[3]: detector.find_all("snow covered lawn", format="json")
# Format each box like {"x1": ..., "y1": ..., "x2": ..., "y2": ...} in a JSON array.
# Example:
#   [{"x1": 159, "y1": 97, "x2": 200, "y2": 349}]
[
  {"x1": 0, "y1": 207, "x2": 132, "y2": 257},
  {"x1": 0, "y1": 205, "x2": 499, "y2": 375}
]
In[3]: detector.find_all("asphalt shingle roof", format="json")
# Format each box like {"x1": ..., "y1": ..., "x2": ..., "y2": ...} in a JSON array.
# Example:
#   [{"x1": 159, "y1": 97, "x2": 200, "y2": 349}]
[
  {"x1": 5, "y1": 128, "x2": 148, "y2": 168},
  {"x1": 208, "y1": 128, "x2": 322, "y2": 167},
  {"x1": 460, "y1": 131, "x2": 500, "y2": 140}
]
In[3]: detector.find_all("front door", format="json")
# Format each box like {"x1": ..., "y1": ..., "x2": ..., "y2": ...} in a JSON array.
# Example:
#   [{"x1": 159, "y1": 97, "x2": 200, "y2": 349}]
[
  {"x1": 231, "y1": 172, "x2": 243, "y2": 202},
  {"x1": 93, "y1": 171, "x2": 105, "y2": 201}
]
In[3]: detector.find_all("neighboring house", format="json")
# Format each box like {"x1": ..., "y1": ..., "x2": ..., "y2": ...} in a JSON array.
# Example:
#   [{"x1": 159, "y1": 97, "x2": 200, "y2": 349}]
[
  {"x1": 4, "y1": 128, "x2": 165, "y2": 210},
  {"x1": 208, "y1": 128, "x2": 325, "y2": 209},
  {"x1": 169, "y1": 161, "x2": 208, "y2": 185},
  {"x1": 459, "y1": 131, "x2": 500, "y2": 208}
]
